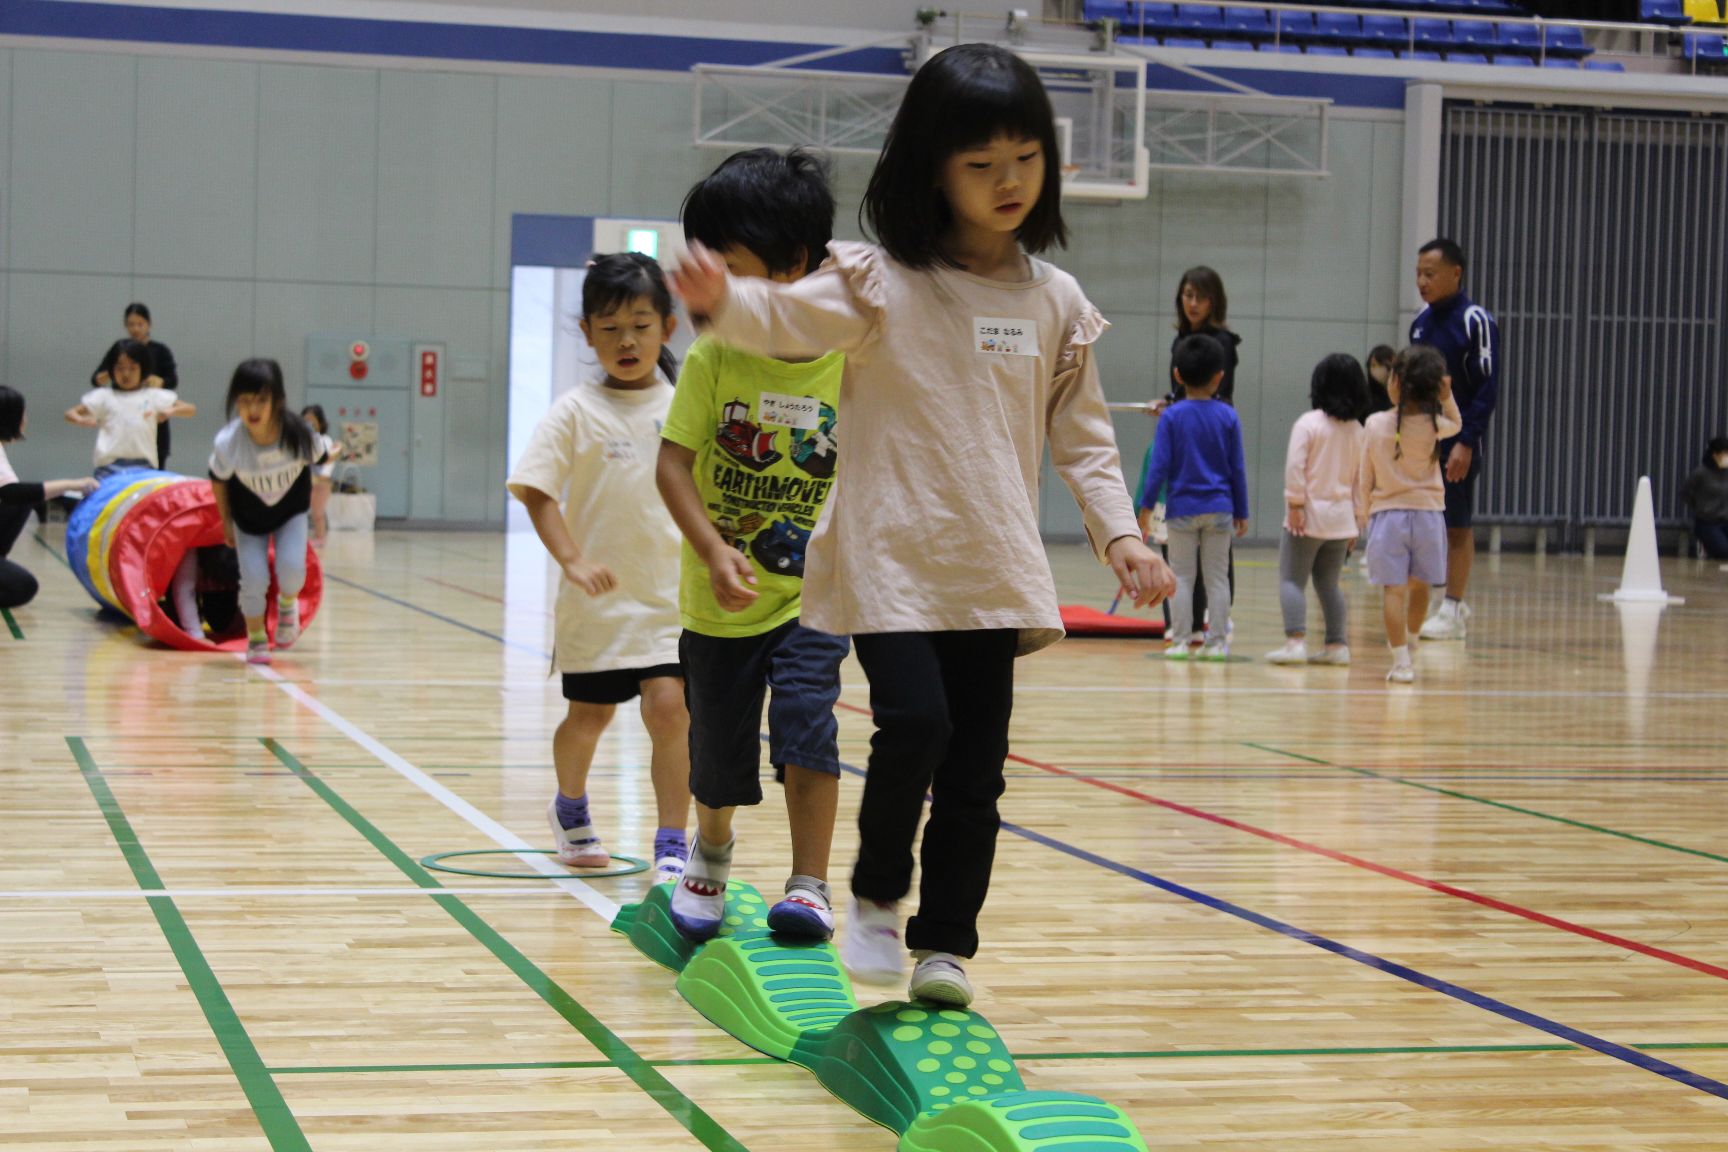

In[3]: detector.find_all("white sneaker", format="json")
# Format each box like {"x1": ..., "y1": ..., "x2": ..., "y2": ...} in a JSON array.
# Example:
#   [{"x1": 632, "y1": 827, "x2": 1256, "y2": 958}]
[
  {"x1": 1265, "y1": 639, "x2": 1308, "y2": 665},
  {"x1": 545, "y1": 799, "x2": 609, "y2": 869},
  {"x1": 1386, "y1": 663, "x2": 1415, "y2": 684},
  {"x1": 274, "y1": 605, "x2": 300, "y2": 649},
  {"x1": 841, "y1": 897, "x2": 905, "y2": 984},
  {"x1": 1419, "y1": 599, "x2": 1470, "y2": 641},
  {"x1": 1198, "y1": 638, "x2": 1229, "y2": 662},
  {"x1": 909, "y1": 951, "x2": 974, "y2": 1008},
  {"x1": 1309, "y1": 645, "x2": 1351, "y2": 667},
  {"x1": 1163, "y1": 641, "x2": 1190, "y2": 661}
]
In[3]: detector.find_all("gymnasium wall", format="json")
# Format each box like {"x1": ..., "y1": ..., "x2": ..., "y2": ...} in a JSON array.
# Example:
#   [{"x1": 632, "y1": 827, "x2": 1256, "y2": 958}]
[{"x1": 0, "y1": 43, "x2": 1402, "y2": 536}]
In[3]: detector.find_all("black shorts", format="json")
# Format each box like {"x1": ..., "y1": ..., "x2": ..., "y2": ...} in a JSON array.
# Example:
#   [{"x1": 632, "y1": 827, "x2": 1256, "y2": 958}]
[
  {"x1": 561, "y1": 663, "x2": 682, "y2": 705},
  {"x1": 1440, "y1": 437, "x2": 1483, "y2": 530},
  {"x1": 681, "y1": 621, "x2": 850, "y2": 809}
]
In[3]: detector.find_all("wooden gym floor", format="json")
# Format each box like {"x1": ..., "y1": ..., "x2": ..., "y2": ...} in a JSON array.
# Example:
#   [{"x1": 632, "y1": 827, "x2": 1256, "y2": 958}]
[{"x1": 1, "y1": 524, "x2": 1726, "y2": 1149}]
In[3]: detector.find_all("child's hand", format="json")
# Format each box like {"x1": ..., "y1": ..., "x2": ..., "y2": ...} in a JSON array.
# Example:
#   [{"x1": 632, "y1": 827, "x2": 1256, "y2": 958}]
[
  {"x1": 1106, "y1": 535, "x2": 1175, "y2": 610},
  {"x1": 95, "y1": 371, "x2": 113, "y2": 387},
  {"x1": 669, "y1": 242, "x2": 731, "y2": 317},
  {"x1": 1287, "y1": 504, "x2": 1305, "y2": 536},
  {"x1": 562, "y1": 559, "x2": 618, "y2": 597},
  {"x1": 1143, "y1": 399, "x2": 1168, "y2": 418},
  {"x1": 706, "y1": 546, "x2": 759, "y2": 612},
  {"x1": 74, "y1": 477, "x2": 98, "y2": 496},
  {"x1": 1234, "y1": 519, "x2": 1249, "y2": 539}
]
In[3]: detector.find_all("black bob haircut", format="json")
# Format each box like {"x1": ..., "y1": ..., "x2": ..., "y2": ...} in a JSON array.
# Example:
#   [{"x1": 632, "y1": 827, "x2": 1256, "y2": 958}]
[
  {"x1": 1310, "y1": 353, "x2": 1369, "y2": 422},
  {"x1": 1420, "y1": 237, "x2": 1467, "y2": 271},
  {"x1": 1706, "y1": 435, "x2": 1728, "y2": 466},
  {"x1": 115, "y1": 339, "x2": 154, "y2": 377},
  {"x1": 226, "y1": 358, "x2": 316, "y2": 462},
  {"x1": 682, "y1": 148, "x2": 835, "y2": 277},
  {"x1": 581, "y1": 253, "x2": 679, "y2": 383},
  {"x1": 0, "y1": 385, "x2": 25, "y2": 442},
  {"x1": 863, "y1": 43, "x2": 1067, "y2": 270},
  {"x1": 125, "y1": 302, "x2": 152, "y2": 324},
  {"x1": 1172, "y1": 333, "x2": 1227, "y2": 391}
]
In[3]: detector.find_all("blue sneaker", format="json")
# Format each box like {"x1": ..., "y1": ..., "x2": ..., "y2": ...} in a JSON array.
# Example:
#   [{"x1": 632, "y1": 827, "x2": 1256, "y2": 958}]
[
  {"x1": 768, "y1": 877, "x2": 834, "y2": 940},
  {"x1": 668, "y1": 842, "x2": 731, "y2": 942}
]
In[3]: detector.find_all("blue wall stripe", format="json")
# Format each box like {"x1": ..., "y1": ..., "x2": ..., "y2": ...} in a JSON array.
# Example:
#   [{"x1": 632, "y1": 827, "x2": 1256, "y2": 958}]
[
  {"x1": 320, "y1": 565, "x2": 1728, "y2": 1103},
  {"x1": 0, "y1": 1, "x2": 1399, "y2": 108}
]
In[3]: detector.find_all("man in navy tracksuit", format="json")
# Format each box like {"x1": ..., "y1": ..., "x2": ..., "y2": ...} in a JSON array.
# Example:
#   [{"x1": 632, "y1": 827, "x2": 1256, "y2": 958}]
[{"x1": 1410, "y1": 238, "x2": 1498, "y2": 642}]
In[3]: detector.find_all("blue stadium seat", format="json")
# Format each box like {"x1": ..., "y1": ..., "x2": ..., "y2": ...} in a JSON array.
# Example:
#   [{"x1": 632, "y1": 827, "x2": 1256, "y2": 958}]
[
  {"x1": 1496, "y1": 22, "x2": 1542, "y2": 54},
  {"x1": 1584, "y1": 59, "x2": 1627, "y2": 70},
  {"x1": 1174, "y1": 4, "x2": 1225, "y2": 33},
  {"x1": 1413, "y1": 19, "x2": 1457, "y2": 50},
  {"x1": 1407, "y1": 50, "x2": 1446, "y2": 61},
  {"x1": 1123, "y1": 3, "x2": 1180, "y2": 33},
  {"x1": 1449, "y1": 51, "x2": 1490, "y2": 63},
  {"x1": 1081, "y1": 0, "x2": 1132, "y2": 21},
  {"x1": 1452, "y1": 19, "x2": 1497, "y2": 49},
  {"x1": 1221, "y1": 7, "x2": 1271, "y2": 37},
  {"x1": 1257, "y1": 41, "x2": 1304, "y2": 53},
  {"x1": 1314, "y1": 12, "x2": 1363, "y2": 44},
  {"x1": 1685, "y1": 32, "x2": 1727, "y2": 60},
  {"x1": 1641, "y1": 0, "x2": 1693, "y2": 26},
  {"x1": 1306, "y1": 44, "x2": 1351, "y2": 55},
  {"x1": 1211, "y1": 38, "x2": 1254, "y2": 50},
  {"x1": 1544, "y1": 26, "x2": 1593, "y2": 58},
  {"x1": 1540, "y1": 56, "x2": 1581, "y2": 68},
  {"x1": 1355, "y1": 47, "x2": 1398, "y2": 58},
  {"x1": 1274, "y1": 11, "x2": 1317, "y2": 40},
  {"x1": 1162, "y1": 36, "x2": 1210, "y2": 48},
  {"x1": 1361, "y1": 16, "x2": 1410, "y2": 48},
  {"x1": 1492, "y1": 54, "x2": 1536, "y2": 65}
]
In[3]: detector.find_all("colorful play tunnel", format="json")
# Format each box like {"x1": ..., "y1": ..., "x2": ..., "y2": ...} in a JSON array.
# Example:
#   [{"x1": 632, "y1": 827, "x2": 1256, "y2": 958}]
[{"x1": 66, "y1": 470, "x2": 321, "y2": 652}]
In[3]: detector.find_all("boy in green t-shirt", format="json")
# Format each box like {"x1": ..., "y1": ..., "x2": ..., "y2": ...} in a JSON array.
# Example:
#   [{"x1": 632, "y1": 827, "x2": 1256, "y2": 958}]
[{"x1": 656, "y1": 149, "x2": 850, "y2": 942}]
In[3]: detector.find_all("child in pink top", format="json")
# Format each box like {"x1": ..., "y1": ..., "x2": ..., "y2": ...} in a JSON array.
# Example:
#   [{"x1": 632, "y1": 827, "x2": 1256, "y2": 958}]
[
  {"x1": 673, "y1": 44, "x2": 1172, "y2": 1008},
  {"x1": 1357, "y1": 345, "x2": 1461, "y2": 684},
  {"x1": 1266, "y1": 354, "x2": 1369, "y2": 667}
]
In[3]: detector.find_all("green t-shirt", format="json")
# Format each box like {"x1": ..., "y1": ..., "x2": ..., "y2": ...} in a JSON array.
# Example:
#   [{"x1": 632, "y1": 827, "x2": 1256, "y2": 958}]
[{"x1": 662, "y1": 335, "x2": 845, "y2": 637}]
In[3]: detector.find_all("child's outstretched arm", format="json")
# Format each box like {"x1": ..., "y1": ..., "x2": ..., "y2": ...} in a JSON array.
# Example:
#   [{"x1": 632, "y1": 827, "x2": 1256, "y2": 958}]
[
  {"x1": 65, "y1": 403, "x2": 98, "y2": 428},
  {"x1": 673, "y1": 242, "x2": 876, "y2": 361},
  {"x1": 162, "y1": 398, "x2": 196, "y2": 421},
  {"x1": 656, "y1": 440, "x2": 758, "y2": 612}
]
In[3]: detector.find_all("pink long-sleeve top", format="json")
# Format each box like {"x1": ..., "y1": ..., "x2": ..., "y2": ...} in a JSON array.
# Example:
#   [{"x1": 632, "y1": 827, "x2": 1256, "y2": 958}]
[
  {"x1": 1283, "y1": 409, "x2": 1366, "y2": 539},
  {"x1": 706, "y1": 241, "x2": 1140, "y2": 656},
  {"x1": 1357, "y1": 395, "x2": 1464, "y2": 519}
]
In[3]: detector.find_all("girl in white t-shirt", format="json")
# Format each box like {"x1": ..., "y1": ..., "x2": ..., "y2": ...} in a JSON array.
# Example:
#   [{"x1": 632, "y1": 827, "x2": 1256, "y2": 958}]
[
  {"x1": 300, "y1": 405, "x2": 343, "y2": 545},
  {"x1": 672, "y1": 44, "x2": 1172, "y2": 1007},
  {"x1": 506, "y1": 254, "x2": 692, "y2": 889},
  {"x1": 208, "y1": 359, "x2": 326, "y2": 664},
  {"x1": 65, "y1": 341, "x2": 195, "y2": 478}
]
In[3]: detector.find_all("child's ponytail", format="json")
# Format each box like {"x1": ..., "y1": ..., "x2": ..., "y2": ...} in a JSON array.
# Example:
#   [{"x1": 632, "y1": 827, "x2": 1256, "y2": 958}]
[
  {"x1": 581, "y1": 253, "x2": 679, "y2": 382},
  {"x1": 1390, "y1": 345, "x2": 1447, "y2": 462}
]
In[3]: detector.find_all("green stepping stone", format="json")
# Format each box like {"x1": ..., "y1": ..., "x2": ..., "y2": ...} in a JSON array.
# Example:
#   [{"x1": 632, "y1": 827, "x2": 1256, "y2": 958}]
[
  {"x1": 614, "y1": 890, "x2": 1150, "y2": 1151},
  {"x1": 898, "y1": 1091, "x2": 1152, "y2": 1152}
]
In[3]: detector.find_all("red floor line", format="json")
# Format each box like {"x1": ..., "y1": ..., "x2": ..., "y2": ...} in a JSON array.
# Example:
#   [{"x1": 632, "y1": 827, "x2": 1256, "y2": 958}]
[
  {"x1": 1005, "y1": 750, "x2": 1728, "y2": 983},
  {"x1": 423, "y1": 576, "x2": 507, "y2": 604},
  {"x1": 837, "y1": 699, "x2": 1728, "y2": 980}
]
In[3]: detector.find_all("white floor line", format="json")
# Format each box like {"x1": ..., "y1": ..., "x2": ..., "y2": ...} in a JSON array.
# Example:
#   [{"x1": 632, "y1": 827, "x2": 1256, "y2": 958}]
[
  {"x1": 252, "y1": 665, "x2": 621, "y2": 922},
  {"x1": 927, "y1": 686, "x2": 1728, "y2": 701},
  {"x1": 0, "y1": 886, "x2": 574, "y2": 900}
]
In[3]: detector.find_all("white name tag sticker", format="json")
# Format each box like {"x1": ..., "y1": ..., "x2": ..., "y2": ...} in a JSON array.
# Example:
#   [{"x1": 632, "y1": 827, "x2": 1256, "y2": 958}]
[
  {"x1": 758, "y1": 392, "x2": 822, "y2": 430},
  {"x1": 974, "y1": 317, "x2": 1040, "y2": 357}
]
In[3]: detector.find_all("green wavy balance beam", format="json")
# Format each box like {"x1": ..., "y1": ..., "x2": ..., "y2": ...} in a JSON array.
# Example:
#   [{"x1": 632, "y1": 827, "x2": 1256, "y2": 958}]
[{"x1": 612, "y1": 881, "x2": 1149, "y2": 1151}]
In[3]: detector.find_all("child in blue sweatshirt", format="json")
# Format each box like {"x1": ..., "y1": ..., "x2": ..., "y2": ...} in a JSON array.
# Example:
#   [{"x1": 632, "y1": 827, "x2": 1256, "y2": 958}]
[{"x1": 1138, "y1": 334, "x2": 1249, "y2": 660}]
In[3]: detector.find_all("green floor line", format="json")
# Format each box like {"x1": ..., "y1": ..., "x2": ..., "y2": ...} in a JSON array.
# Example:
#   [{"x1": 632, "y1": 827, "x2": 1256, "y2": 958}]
[
  {"x1": 31, "y1": 530, "x2": 70, "y2": 569},
  {"x1": 1246, "y1": 742, "x2": 1728, "y2": 866},
  {"x1": 1, "y1": 607, "x2": 21, "y2": 640},
  {"x1": 68, "y1": 737, "x2": 311, "y2": 1152},
  {"x1": 264, "y1": 1040, "x2": 1728, "y2": 1076},
  {"x1": 260, "y1": 739, "x2": 751, "y2": 1152}
]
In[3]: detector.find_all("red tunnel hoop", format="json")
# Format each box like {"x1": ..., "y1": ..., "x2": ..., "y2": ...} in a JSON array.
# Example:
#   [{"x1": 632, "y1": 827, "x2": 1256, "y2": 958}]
[{"x1": 107, "y1": 480, "x2": 322, "y2": 652}]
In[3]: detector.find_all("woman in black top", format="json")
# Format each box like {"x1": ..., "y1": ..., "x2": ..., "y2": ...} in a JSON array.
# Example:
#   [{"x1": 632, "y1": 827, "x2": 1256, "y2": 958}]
[
  {"x1": 1682, "y1": 436, "x2": 1728, "y2": 560},
  {"x1": 0, "y1": 386, "x2": 97, "y2": 609},
  {"x1": 92, "y1": 303, "x2": 179, "y2": 469}
]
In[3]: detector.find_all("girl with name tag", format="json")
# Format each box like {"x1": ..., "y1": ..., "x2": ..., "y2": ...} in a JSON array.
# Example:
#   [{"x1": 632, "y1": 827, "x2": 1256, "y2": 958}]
[{"x1": 671, "y1": 44, "x2": 1172, "y2": 1007}]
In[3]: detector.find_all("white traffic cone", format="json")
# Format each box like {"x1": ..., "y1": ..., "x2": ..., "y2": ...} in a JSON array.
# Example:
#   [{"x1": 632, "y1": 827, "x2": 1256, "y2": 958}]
[{"x1": 1599, "y1": 476, "x2": 1684, "y2": 605}]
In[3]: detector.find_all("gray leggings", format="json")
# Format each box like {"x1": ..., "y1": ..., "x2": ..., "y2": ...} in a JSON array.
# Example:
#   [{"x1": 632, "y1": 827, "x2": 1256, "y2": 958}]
[
  {"x1": 1166, "y1": 513, "x2": 1233, "y2": 642},
  {"x1": 1279, "y1": 532, "x2": 1349, "y2": 644}
]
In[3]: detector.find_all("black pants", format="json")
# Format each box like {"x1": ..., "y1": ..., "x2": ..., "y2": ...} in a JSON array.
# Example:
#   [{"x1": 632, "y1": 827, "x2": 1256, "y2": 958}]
[
  {"x1": 1697, "y1": 518, "x2": 1728, "y2": 560},
  {"x1": 0, "y1": 505, "x2": 39, "y2": 610},
  {"x1": 851, "y1": 629, "x2": 1017, "y2": 958}
]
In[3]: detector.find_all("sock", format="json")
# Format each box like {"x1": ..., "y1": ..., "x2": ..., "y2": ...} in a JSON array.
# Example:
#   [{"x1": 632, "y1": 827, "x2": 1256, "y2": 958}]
[
  {"x1": 248, "y1": 625, "x2": 267, "y2": 645},
  {"x1": 278, "y1": 596, "x2": 298, "y2": 621},
  {"x1": 695, "y1": 835, "x2": 734, "y2": 865},
  {"x1": 554, "y1": 792, "x2": 591, "y2": 831},
  {"x1": 786, "y1": 874, "x2": 831, "y2": 907},
  {"x1": 654, "y1": 827, "x2": 688, "y2": 862},
  {"x1": 1390, "y1": 644, "x2": 1411, "y2": 666}
]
